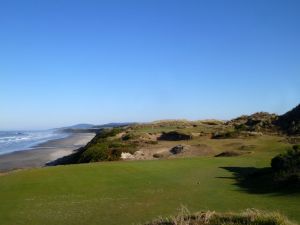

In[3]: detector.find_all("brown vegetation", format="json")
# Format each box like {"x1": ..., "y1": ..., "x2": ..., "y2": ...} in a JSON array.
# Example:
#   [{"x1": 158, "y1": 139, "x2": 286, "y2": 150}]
[{"x1": 144, "y1": 208, "x2": 296, "y2": 225}]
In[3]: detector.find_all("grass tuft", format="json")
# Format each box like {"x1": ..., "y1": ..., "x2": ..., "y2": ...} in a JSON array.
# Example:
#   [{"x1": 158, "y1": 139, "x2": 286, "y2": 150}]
[{"x1": 144, "y1": 208, "x2": 296, "y2": 225}]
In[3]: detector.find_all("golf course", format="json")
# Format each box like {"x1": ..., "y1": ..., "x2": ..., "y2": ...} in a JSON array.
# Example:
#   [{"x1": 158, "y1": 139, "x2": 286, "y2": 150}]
[
  {"x1": 1, "y1": 1, "x2": 299, "y2": 224},
  {"x1": 0, "y1": 134, "x2": 299, "y2": 225}
]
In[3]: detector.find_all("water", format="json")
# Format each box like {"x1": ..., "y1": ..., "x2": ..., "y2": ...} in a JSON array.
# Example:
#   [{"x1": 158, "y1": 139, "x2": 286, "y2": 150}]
[{"x1": 0, "y1": 130, "x2": 69, "y2": 155}]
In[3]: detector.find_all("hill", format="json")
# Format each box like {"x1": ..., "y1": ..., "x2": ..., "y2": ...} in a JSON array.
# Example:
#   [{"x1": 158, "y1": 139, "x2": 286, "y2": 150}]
[
  {"x1": 225, "y1": 104, "x2": 300, "y2": 135},
  {"x1": 226, "y1": 112, "x2": 278, "y2": 133},
  {"x1": 276, "y1": 104, "x2": 300, "y2": 135},
  {"x1": 58, "y1": 122, "x2": 136, "y2": 134},
  {"x1": 64, "y1": 123, "x2": 95, "y2": 129},
  {"x1": 48, "y1": 104, "x2": 300, "y2": 166},
  {"x1": 92, "y1": 122, "x2": 136, "y2": 129}
]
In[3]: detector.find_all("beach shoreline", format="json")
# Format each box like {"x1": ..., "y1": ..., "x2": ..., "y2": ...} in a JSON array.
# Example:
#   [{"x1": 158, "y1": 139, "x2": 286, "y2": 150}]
[{"x1": 0, "y1": 133, "x2": 95, "y2": 172}]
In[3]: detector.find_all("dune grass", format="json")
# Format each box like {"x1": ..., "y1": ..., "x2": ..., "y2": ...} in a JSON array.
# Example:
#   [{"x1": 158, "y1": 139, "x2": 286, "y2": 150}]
[{"x1": 145, "y1": 208, "x2": 296, "y2": 225}]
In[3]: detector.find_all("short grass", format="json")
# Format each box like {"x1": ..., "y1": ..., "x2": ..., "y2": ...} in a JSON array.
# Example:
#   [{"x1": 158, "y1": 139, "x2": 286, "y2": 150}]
[{"x1": 0, "y1": 136, "x2": 299, "y2": 225}]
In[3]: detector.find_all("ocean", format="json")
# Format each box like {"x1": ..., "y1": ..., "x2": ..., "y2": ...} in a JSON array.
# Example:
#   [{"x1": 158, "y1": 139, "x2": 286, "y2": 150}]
[{"x1": 0, "y1": 130, "x2": 69, "y2": 155}]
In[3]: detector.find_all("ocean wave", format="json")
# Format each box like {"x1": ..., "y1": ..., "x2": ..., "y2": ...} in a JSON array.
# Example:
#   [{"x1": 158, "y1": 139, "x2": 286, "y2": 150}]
[{"x1": 0, "y1": 130, "x2": 69, "y2": 155}]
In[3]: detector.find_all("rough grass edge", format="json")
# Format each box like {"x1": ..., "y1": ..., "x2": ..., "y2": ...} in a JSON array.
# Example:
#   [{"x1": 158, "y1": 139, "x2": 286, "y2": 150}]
[{"x1": 141, "y1": 207, "x2": 297, "y2": 225}]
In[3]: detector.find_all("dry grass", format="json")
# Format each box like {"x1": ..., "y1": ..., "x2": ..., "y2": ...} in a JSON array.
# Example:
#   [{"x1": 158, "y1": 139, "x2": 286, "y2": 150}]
[{"x1": 143, "y1": 207, "x2": 297, "y2": 225}]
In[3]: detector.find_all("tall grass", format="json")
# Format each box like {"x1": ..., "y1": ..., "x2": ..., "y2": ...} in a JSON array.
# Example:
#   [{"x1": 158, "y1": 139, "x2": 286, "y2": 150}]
[{"x1": 144, "y1": 208, "x2": 296, "y2": 225}]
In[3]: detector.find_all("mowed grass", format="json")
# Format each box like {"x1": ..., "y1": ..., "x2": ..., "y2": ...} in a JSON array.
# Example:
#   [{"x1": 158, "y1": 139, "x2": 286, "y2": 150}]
[{"x1": 0, "y1": 137, "x2": 299, "y2": 225}]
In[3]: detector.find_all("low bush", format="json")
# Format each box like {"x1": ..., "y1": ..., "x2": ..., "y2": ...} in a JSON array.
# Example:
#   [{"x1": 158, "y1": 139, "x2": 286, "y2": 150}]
[
  {"x1": 79, "y1": 140, "x2": 137, "y2": 163},
  {"x1": 212, "y1": 130, "x2": 261, "y2": 139},
  {"x1": 122, "y1": 133, "x2": 137, "y2": 141},
  {"x1": 158, "y1": 131, "x2": 192, "y2": 141},
  {"x1": 86, "y1": 128, "x2": 123, "y2": 147},
  {"x1": 234, "y1": 124, "x2": 249, "y2": 131},
  {"x1": 271, "y1": 145, "x2": 300, "y2": 172},
  {"x1": 79, "y1": 143, "x2": 111, "y2": 162},
  {"x1": 271, "y1": 145, "x2": 300, "y2": 183}
]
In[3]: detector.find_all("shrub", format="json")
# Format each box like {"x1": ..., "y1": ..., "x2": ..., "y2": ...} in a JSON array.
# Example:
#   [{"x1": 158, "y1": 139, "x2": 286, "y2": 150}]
[
  {"x1": 234, "y1": 124, "x2": 248, "y2": 131},
  {"x1": 89, "y1": 128, "x2": 123, "y2": 144},
  {"x1": 79, "y1": 142, "x2": 125, "y2": 163},
  {"x1": 271, "y1": 145, "x2": 300, "y2": 172},
  {"x1": 121, "y1": 133, "x2": 140, "y2": 141},
  {"x1": 158, "y1": 131, "x2": 192, "y2": 141},
  {"x1": 79, "y1": 143, "x2": 110, "y2": 162},
  {"x1": 271, "y1": 145, "x2": 300, "y2": 184},
  {"x1": 48, "y1": 128, "x2": 135, "y2": 165}
]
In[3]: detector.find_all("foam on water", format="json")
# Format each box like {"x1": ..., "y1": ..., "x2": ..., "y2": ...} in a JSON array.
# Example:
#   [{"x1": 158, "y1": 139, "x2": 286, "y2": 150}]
[{"x1": 0, "y1": 130, "x2": 69, "y2": 155}]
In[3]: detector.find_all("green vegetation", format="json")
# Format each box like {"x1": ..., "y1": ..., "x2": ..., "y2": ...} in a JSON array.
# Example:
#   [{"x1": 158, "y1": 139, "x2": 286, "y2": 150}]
[
  {"x1": 121, "y1": 132, "x2": 138, "y2": 141},
  {"x1": 2, "y1": 104, "x2": 300, "y2": 225},
  {"x1": 213, "y1": 144, "x2": 300, "y2": 196},
  {"x1": 1, "y1": 140, "x2": 300, "y2": 225},
  {"x1": 48, "y1": 128, "x2": 138, "y2": 165},
  {"x1": 77, "y1": 128, "x2": 138, "y2": 163},
  {"x1": 271, "y1": 145, "x2": 300, "y2": 183},
  {"x1": 211, "y1": 130, "x2": 240, "y2": 139},
  {"x1": 132, "y1": 120, "x2": 225, "y2": 136},
  {"x1": 145, "y1": 208, "x2": 296, "y2": 225},
  {"x1": 79, "y1": 141, "x2": 127, "y2": 162}
]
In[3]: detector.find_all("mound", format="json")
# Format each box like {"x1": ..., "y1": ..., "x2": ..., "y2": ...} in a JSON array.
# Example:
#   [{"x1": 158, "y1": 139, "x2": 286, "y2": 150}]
[
  {"x1": 276, "y1": 104, "x2": 300, "y2": 135},
  {"x1": 226, "y1": 103, "x2": 300, "y2": 135},
  {"x1": 227, "y1": 112, "x2": 278, "y2": 133},
  {"x1": 214, "y1": 151, "x2": 247, "y2": 157},
  {"x1": 158, "y1": 131, "x2": 192, "y2": 141}
]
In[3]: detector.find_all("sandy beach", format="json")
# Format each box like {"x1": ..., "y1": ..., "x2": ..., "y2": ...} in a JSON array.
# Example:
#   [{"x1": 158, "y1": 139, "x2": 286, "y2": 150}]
[{"x1": 0, "y1": 133, "x2": 95, "y2": 172}]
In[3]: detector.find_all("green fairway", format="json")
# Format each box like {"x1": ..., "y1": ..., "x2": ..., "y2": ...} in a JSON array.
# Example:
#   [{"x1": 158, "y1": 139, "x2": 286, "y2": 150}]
[{"x1": 0, "y1": 139, "x2": 299, "y2": 225}]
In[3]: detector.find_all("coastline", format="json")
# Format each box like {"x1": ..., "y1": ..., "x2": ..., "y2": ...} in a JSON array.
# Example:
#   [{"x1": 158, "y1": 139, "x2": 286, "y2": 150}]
[{"x1": 0, "y1": 133, "x2": 95, "y2": 172}]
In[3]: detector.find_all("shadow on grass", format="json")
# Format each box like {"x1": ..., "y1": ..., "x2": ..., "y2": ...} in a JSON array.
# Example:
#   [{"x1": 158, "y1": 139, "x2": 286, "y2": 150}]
[{"x1": 218, "y1": 167, "x2": 300, "y2": 195}]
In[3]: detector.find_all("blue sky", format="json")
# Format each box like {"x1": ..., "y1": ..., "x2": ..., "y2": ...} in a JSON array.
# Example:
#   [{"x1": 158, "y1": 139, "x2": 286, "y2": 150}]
[{"x1": 0, "y1": 0, "x2": 299, "y2": 130}]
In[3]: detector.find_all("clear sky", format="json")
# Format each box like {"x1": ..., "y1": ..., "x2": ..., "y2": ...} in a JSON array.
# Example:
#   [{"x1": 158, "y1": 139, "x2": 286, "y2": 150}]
[{"x1": 0, "y1": 0, "x2": 299, "y2": 130}]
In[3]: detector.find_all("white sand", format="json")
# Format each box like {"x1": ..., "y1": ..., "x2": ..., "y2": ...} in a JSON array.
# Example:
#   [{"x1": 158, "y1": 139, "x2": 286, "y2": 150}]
[{"x1": 0, "y1": 133, "x2": 95, "y2": 172}]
